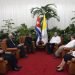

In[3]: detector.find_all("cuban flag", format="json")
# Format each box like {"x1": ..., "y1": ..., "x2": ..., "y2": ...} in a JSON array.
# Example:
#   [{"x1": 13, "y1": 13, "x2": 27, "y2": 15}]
[{"x1": 35, "y1": 16, "x2": 41, "y2": 45}]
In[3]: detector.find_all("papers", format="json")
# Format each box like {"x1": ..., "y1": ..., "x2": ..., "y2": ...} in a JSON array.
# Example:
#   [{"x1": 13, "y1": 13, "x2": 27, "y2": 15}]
[
  {"x1": 72, "y1": 51, "x2": 75, "y2": 57},
  {"x1": 18, "y1": 43, "x2": 24, "y2": 47}
]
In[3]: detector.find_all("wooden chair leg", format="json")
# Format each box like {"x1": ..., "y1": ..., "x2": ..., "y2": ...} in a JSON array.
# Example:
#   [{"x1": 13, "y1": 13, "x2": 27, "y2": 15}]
[
  {"x1": 69, "y1": 62, "x2": 75, "y2": 75},
  {"x1": 0, "y1": 60, "x2": 8, "y2": 74},
  {"x1": 15, "y1": 50, "x2": 20, "y2": 59}
]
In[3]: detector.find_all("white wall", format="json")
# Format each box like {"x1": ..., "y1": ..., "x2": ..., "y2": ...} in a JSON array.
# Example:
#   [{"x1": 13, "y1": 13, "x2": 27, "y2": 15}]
[{"x1": 0, "y1": 0, "x2": 75, "y2": 30}]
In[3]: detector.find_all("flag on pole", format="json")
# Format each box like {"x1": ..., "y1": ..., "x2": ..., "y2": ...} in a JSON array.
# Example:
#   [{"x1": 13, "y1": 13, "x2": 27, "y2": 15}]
[
  {"x1": 41, "y1": 15, "x2": 48, "y2": 45},
  {"x1": 35, "y1": 16, "x2": 41, "y2": 45}
]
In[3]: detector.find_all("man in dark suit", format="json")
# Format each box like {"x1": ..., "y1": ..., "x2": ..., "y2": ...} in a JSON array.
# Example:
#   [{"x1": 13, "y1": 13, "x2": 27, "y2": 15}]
[
  {"x1": 24, "y1": 34, "x2": 33, "y2": 53},
  {"x1": 0, "y1": 34, "x2": 21, "y2": 71},
  {"x1": 7, "y1": 33, "x2": 27, "y2": 58}
]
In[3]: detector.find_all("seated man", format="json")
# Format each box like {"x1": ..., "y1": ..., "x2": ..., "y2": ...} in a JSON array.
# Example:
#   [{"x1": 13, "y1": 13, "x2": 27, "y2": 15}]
[
  {"x1": 55, "y1": 34, "x2": 75, "y2": 57},
  {"x1": 47, "y1": 32, "x2": 61, "y2": 54},
  {"x1": 24, "y1": 34, "x2": 33, "y2": 53},
  {"x1": 7, "y1": 33, "x2": 27, "y2": 58},
  {"x1": 0, "y1": 49, "x2": 21, "y2": 71},
  {"x1": 56, "y1": 50, "x2": 75, "y2": 72}
]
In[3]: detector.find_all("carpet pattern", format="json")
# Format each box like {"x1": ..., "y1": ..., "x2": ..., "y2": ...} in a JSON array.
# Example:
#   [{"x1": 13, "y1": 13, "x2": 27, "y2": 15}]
[{"x1": 7, "y1": 51, "x2": 69, "y2": 75}]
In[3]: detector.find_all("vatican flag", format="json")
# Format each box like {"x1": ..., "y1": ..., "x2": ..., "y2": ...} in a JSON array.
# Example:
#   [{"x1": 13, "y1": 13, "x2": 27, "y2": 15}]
[{"x1": 41, "y1": 15, "x2": 48, "y2": 45}]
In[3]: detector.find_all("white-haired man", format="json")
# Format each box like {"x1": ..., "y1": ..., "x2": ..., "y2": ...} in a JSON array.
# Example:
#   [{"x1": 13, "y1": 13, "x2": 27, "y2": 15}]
[
  {"x1": 7, "y1": 33, "x2": 27, "y2": 58},
  {"x1": 47, "y1": 32, "x2": 61, "y2": 54}
]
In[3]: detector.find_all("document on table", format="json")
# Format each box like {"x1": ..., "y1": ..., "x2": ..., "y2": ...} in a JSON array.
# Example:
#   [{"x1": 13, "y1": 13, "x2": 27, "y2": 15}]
[{"x1": 72, "y1": 51, "x2": 75, "y2": 57}]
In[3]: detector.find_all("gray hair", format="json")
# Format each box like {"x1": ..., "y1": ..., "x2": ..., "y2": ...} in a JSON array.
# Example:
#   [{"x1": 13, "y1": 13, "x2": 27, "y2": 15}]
[{"x1": 8, "y1": 33, "x2": 13, "y2": 37}]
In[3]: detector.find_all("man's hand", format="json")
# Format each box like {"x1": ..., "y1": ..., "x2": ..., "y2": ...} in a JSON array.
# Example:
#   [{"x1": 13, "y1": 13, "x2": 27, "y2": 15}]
[
  {"x1": 0, "y1": 50, "x2": 4, "y2": 53},
  {"x1": 72, "y1": 58, "x2": 75, "y2": 61},
  {"x1": 18, "y1": 43, "x2": 24, "y2": 47},
  {"x1": 0, "y1": 57, "x2": 4, "y2": 61}
]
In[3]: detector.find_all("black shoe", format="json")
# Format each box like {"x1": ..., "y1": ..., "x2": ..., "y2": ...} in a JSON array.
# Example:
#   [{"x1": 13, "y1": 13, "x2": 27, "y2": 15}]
[
  {"x1": 20, "y1": 55, "x2": 28, "y2": 58},
  {"x1": 13, "y1": 67, "x2": 20, "y2": 71},
  {"x1": 24, "y1": 55, "x2": 28, "y2": 58},
  {"x1": 17, "y1": 66, "x2": 22, "y2": 69}
]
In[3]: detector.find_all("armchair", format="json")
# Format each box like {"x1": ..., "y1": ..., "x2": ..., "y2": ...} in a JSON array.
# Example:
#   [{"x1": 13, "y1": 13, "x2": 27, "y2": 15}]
[
  {"x1": 1, "y1": 39, "x2": 20, "y2": 59},
  {"x1": 68, "y1": 58, "x2": 75, "y2": 75},
  {"x1": 0, "y1": 50, "x2": 8, "y2": 74},
  {"x1": 36, "y1": 40, "x2": 46, "y2": 51},
  {"x1": 61, "y1": 48, "x2": 75, "y2": 75},
  {"x1": 62, "y1": 48, "x2": 75, "y2": 57},
  {"x1": 0, "y1": 57, "x2": 8, "y2": 74}
]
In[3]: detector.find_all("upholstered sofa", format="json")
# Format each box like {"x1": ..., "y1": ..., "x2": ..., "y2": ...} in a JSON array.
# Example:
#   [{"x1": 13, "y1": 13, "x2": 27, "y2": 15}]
[{"x1": 62, "y1": 48, "x2": 75, "y2": 75}]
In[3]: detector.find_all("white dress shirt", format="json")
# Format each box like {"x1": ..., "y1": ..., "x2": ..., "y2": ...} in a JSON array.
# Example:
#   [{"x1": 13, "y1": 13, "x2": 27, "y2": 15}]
[
  {"x1": 64, "y1": 40, "x2": 75, "y2": 48},
  {"x1": 49, "y1": 36, "x2": 61, "y2": 44}
]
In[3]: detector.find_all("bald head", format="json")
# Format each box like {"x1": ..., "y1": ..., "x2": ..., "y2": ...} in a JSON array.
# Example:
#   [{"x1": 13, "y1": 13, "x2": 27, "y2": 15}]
[
  {"x1": 8, "y1": 33, "x2": 14, "y2": 39},
  {"x1": 54, "y1": 32, "x2": 58, "y2": 36}
]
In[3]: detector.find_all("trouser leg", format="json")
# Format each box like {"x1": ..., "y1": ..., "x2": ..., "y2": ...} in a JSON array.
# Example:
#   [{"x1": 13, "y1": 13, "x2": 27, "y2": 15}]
[
  {"x1": 4, "y1": 54, "x2": 18, "y2": 69},
  {"x1": 46, "y1": 43, "x2": 51, "y2": 54},
  {"x1": 55, "y1": 45, "x2": 64, "y2": 57},
  {"x1": 47, "y1": 43, "x2": 55, "y2": 54},
  {"x1": 28, "y1": 45, "x2": 33, "y2": 53},
  {"x1": 18, "y1": 45, "x2": 26, "y2": 57},
  {"x1": 50, "y1": 43, "x2": 55, "y2": 53}
]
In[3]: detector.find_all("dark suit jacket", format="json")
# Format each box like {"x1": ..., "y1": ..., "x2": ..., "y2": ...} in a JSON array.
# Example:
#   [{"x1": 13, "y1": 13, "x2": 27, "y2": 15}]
[
  {"x1": 24, "y1": 36, "x2": 32, "y2": 46},
  {"x1": 6, "y1": 38, "x2": 17, "y2": 48}
]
